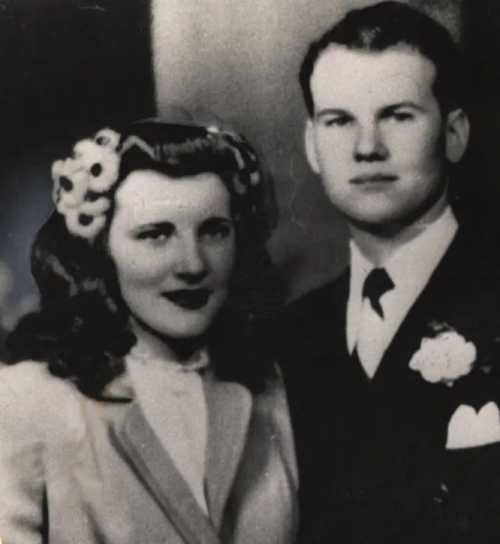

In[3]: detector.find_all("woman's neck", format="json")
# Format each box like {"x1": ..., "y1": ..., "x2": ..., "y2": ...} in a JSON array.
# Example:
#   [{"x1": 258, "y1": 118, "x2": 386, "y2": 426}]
[{"x1": 130, "y1": 318, "x2": 205, "y2": 363}]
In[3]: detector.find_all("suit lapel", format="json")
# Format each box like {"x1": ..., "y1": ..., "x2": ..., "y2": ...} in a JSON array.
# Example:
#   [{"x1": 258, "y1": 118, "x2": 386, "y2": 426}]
[
  {"x1": 330, "y1": 272, "x2": 350, "y2": 358},
  {"x1": 204, "y1": 377, "x2": 252, "y2": 529},
  {"x1": 326, "y1": 271, "x2": 373, "y2": 383},
  {"x1": 111, "y1": 402, "x2": 220, "y2": 544},
  {"x1": 372, "y1": 229, "x2": 467, "y2": 385},
  {"x1": 372, "y1": 287, "x2": 434, "y2": 386},
  {"x1": 311, "y1": 271, "x2": 351, "y2": 365}
]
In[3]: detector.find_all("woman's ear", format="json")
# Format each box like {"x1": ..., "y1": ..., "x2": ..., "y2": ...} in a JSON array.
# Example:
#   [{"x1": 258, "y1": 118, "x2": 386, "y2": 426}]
[
  {"x1": 445, "y1": 108, "x2": 470, "y2": 164},
  {"x1": 304, "y1": 119, "x2": 320, "y2": 174}
]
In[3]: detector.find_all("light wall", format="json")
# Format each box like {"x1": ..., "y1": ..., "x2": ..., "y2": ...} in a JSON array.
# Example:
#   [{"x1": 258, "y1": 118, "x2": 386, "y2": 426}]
[{"x1": 152, "y1": 0, "x2": 462, "y2": 299}]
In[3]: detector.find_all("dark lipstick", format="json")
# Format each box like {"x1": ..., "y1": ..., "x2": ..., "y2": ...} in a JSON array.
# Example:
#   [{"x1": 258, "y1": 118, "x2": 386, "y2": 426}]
[{"x1": 163, "y1": 289, "x2": 212, "y2": 310}]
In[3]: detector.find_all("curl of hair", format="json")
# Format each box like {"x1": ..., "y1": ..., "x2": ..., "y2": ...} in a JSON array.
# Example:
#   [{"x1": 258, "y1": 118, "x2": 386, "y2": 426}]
[{"x1": 7, "y1": 120, "x2": 280, "y2": 395}]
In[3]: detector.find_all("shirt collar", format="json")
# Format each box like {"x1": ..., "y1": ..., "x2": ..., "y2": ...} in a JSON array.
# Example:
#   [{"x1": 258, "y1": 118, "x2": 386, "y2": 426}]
[
  {"x1": 350, "y1": 205, "x2": 458, "y2": 292},
  {"x1": 100, "y1": 340, "x2": 210, "y2": 400},
  {"x1": 347, "y1": 205, "x2": 458, "y2": 353}
]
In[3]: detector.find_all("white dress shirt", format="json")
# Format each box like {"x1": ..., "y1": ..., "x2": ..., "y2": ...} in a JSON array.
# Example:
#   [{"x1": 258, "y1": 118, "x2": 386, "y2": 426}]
[{"x1": 347, "y1": 206, "x2": 458, "y2": 378}]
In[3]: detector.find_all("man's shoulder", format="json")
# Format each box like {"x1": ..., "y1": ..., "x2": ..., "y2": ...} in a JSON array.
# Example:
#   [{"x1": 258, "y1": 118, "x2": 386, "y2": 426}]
[
  {"x1": 285, "y1": 270, "x2": 350, "y2": 323},
  {"x1": 430, "y1": 222, "x2": 500, "y2": 303},
  {"x1": 271, "y1": 271, "x2": 349, "y2": 361},
  {"x1": 448, "y1": 220, "x2": 500, "y2": 270}
]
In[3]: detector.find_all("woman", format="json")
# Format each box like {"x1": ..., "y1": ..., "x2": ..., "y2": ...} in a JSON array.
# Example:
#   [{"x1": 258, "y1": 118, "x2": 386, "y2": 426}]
[{"x1": 0, "y1": 118, "x2": 297, "y2": 543}]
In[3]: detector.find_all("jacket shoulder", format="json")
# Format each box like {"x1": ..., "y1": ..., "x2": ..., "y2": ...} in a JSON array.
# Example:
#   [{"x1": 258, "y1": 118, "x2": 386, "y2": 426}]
[
  {"x1": 0, "y1": 361, "x2": 82, "y2": 440},
  {"x1": 281, "y1": 271, "x2": 349, "y2": 336},
  {"x1": 289, "y1": 274, "x2": 348, "y2": 319},
  {"x1": 271, "y1": 272, "x2": 348, "y2": 359}
]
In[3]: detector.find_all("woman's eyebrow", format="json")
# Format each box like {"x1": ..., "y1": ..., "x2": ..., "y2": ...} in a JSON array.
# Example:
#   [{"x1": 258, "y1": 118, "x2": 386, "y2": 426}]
[
  {"x1": 134, "y1": 220, "x2": 175, "y2": 231},
  {"x1": 202, "y1": 216, "x2": 233, "y2": 223}
]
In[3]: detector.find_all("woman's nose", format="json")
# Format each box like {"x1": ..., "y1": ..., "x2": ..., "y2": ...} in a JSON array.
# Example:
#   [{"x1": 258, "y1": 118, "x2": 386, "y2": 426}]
[
  {"x1": 174, "y1": 238, "x2": 208, "y2": 283},
  {"x1": 353, "y1": 122, "x2": 388, "y2": 162}
]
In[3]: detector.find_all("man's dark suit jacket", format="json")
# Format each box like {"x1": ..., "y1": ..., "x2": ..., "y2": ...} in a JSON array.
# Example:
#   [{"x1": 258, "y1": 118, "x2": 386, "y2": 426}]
[{"x1": 277, "y1": 225, "x2": 500, "y2": 543}]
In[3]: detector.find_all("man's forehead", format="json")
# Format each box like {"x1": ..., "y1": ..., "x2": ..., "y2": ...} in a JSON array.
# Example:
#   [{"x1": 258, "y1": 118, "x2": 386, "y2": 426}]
[{"x1": 310, "y1": 44, "x2": 437, "y2": 107}]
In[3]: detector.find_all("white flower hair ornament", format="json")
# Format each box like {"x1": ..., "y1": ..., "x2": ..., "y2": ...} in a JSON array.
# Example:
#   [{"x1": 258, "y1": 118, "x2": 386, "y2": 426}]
[
  {"x1": 52, "y1": 123, "x2": 264, "y2": 242},
  {"x1": 409, "y1": 324, "x2": 477, "y2": 387},
  {"x1": 52, "y1": 128, "x2": 121, "y2": 241}
]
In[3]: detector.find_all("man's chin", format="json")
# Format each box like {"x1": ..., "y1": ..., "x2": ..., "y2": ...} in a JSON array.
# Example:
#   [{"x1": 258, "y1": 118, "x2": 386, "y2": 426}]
[
  {"x1": 344, "y1": 200, "x2": 448, "y2": 237},
  {"x1": 342, "y1": 209, "x2": 407, "y2": 236}
]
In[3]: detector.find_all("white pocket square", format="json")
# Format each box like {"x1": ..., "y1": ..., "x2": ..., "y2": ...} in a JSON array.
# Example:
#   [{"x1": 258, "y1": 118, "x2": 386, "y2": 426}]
[{"x1": 446, "y1": 401, "x2": 500, "y2": 450}]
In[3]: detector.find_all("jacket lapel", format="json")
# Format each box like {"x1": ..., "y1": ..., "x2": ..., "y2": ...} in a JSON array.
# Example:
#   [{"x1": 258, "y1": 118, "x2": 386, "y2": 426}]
[
  {"x1": 372, "y1": 229, "x2": 468, "y2": 385},
  {"x1": 111, "y1": 402, "x2": 220, "y2": 544},
  {"x1": 326, "y1": 271, "x2": 372, "y2": 383},
  {"x1": 204, "y1": 377, "x2": 252, "y2": 529}
]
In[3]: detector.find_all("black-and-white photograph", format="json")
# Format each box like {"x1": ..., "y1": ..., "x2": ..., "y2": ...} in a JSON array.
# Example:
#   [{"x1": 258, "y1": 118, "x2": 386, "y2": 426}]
[{"x1": 1, "y1": 0, "x2": 500, "y2": 542}]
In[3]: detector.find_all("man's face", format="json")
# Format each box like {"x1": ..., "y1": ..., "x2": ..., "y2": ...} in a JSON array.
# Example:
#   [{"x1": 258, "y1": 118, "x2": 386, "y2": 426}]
[{"x1": 305, "y1": 45, "x2": 467, "y2": 231}]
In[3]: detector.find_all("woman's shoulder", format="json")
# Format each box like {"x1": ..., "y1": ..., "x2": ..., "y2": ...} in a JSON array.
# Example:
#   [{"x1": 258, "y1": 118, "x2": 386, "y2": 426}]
[
  {"x1": 247, "y1": 366, "x2": 299, "y2": 488},
  {"x1": 242, "y1": 366, "x2": 291, "y2": 436},
  {"x1": 0, "y1": 359, "x2": 75, "y2": 394},
  {"x1": 0, "y1": 360, "x2": 82, "y2": 431}
]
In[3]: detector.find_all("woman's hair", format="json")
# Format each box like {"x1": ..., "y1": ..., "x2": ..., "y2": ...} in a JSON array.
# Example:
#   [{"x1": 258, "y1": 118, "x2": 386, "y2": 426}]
[{"x1": 7, "y1": 118, "x2": 279, "y2": 396}]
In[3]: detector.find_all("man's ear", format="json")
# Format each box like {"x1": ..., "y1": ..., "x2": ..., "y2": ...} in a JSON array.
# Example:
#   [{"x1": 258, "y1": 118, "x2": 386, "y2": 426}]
[
  {"x1": 445, "y1": 108, "x2": 470, "y2": 164},
  {"x1": 304, "y1": 119, "x2": 320, "y2": 174}
]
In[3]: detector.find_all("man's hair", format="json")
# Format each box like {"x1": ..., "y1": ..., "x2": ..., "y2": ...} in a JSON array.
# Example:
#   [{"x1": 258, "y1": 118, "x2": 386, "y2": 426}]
[{"x1": 299, "y1": 1, "x2": 464, "y2": 116}]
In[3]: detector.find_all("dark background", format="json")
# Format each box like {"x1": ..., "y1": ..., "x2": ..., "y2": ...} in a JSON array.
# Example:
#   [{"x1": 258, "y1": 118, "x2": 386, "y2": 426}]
[
  {"x1": 0, "y1": 0, "x2": 499, "y2": 356},
  {"x1": 0, "y1": 0, "x2": 155, "y2": 355}
]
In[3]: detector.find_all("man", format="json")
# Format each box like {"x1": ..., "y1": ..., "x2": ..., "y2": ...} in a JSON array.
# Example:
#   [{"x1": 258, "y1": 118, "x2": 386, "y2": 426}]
[{"x1": 279, "y1": 2, "x2": 500, "y2": 542}]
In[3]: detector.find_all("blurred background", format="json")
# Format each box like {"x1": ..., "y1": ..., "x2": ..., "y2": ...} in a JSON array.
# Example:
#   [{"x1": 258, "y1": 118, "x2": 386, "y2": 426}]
[{"x1": 0, "y1": 0, "x2": 496, "y2": 357}]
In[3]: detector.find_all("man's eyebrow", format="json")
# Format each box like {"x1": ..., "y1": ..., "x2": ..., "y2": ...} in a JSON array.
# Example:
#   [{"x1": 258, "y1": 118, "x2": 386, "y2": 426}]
[
  {"x1": 314, "y1": 102, "x2": 426, "y2": 120},
  {"x1": 314, "y1": 108, "x2": 351, "y2": 120},
  {"x1": 380, "y1": 101, "x2": 426, "y2": 113}
]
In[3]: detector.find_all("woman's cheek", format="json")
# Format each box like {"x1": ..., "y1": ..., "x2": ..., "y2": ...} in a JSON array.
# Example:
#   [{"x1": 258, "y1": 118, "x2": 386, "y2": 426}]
[{"x1": 117, "y1": 254, "x2": 170, "y2": 285}]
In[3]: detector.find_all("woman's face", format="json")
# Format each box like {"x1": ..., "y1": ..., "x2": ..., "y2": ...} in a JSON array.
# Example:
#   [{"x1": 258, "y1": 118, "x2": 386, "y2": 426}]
[{"x1": 107, "y1": 170, "x2": 236, "y2": 340}]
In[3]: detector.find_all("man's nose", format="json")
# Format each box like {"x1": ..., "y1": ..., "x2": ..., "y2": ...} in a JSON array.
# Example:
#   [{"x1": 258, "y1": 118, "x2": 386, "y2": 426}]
[
  {"x1": 174, "y1": 237, "x2": 208, "y2": 283},
  {"x1": 353, "y1": 122, "x2": 387, "y2": 162}
]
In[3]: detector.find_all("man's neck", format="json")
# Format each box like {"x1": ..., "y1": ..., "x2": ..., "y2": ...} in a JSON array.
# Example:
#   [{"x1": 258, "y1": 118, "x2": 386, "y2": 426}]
[{"x1": 349, "y1": 194, "x2": 450, "y2": 266}]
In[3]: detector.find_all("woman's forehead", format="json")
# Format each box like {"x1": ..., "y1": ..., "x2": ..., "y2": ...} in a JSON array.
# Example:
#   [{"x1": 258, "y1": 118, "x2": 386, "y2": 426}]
[{"x1": 112, "y1": 170, "x2": 231, "y2": 224}]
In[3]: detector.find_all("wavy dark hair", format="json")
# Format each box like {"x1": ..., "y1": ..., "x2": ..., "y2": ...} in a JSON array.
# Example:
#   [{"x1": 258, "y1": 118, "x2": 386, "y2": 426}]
[{"x1": 7, "y1": 119, "x2": 280, "y2": 396}]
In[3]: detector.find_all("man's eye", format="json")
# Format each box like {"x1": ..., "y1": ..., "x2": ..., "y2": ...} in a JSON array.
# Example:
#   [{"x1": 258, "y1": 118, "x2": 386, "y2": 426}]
[
  {"x1": 389, "y1": 111, "x2": 414, "y2": 122},
  {"x1": 323, "y1": 116, "x2": 352, "y2": 127}
]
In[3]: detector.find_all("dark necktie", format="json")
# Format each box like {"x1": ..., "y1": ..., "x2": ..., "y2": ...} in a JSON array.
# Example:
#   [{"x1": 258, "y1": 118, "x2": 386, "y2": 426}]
[{"x1": 362, "y1": 267, "x2": 394, "y2": 318}]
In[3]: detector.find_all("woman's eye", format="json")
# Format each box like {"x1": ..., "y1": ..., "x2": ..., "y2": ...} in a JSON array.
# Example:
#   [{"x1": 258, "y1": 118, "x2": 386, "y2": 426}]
[
  {"x1": 200, "y1": 220, "x2": 233, "y2": 241},
  {"x1": 136, "y1": 225, "x2": 174, "y2": 243}
]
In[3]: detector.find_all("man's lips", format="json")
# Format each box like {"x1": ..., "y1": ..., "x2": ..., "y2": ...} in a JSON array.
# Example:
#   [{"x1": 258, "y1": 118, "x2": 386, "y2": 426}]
[
  {"x1": 350, "y1": 174, "x2": 398, "y2": 185},
  {"x1": 162, "y1": 289, "x2": 212, "y2": 310}
]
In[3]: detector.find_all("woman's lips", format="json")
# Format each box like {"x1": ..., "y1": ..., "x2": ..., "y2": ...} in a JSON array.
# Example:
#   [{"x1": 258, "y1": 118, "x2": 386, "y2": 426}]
[{"x1": 162, "y1": 289, "x2": 212, "y2": 310}]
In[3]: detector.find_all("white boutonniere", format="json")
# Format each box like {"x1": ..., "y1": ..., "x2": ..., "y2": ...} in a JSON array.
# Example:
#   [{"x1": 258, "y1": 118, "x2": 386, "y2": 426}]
[{"x1": 409, "y1": 323, "x2": 477, "y2": 386}]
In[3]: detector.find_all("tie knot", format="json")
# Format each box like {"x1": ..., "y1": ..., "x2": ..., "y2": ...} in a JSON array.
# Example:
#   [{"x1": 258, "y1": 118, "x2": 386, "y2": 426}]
[{"x1": 362, "y1": 267, "x2": 394, "y2": 318}]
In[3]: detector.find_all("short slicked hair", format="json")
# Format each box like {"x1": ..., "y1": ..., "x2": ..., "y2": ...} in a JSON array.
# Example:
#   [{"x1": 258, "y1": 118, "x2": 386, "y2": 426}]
[{"x1": 299, "y1": 1, "x2": 464, "y2": 116}]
